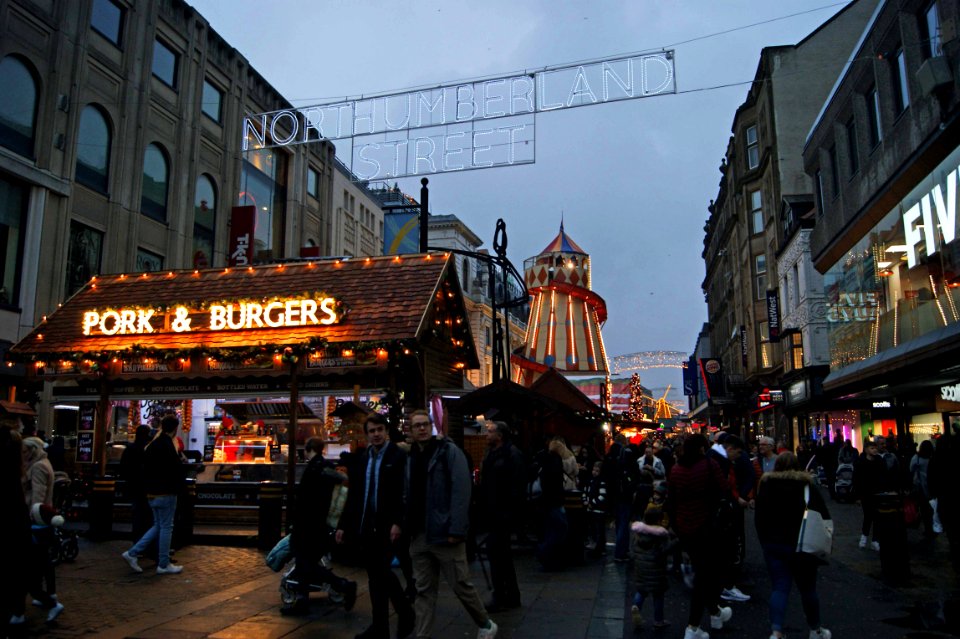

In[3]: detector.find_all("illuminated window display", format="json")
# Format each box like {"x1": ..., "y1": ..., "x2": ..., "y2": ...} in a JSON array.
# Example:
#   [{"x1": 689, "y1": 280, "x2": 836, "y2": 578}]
[{"x1": 823, "y1": 145, "x2": 960, "y2": 370}]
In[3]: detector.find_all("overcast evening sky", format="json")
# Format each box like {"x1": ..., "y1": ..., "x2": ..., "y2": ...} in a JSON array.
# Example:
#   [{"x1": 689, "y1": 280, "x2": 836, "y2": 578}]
[{"x1": 189, "y1": 0, "x2": 851, "y2": 364}]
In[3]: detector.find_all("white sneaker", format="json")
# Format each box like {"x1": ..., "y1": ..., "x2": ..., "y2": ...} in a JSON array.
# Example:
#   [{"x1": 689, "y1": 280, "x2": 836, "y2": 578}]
[
  {"x1": 710, "y1": 606, "x2": 732, "y2": 629},
  {"x1": 684, "y1": 626, "x2": 710, "y2": 639},
  {"x1": 721, "y1": 586, "x2": 751, "y2": 602},
  {"x1": 858, "y1": 534, "x2": 867, "y2": 548},
  {"x1": 121, "y1": 550, "x2": 142, "y2": 573},
  {"x1": 809, "y1": 628, "x2": 831, "y2": 639},
  {"x1": 870, "y1": 541, "x2": 880, "y2": 551},
  {"x1": 477, "y1": 619, "x2": 498, "y2": 639},
  {"x1": 156, "y1": 563, "x2": 183, "y2": 575},
  {"x1": 9, "y1": 614, "x2": 25, "y2": 625},
  {"x1": 46, "y1": 602, "x2": 65, "y2": 622}
]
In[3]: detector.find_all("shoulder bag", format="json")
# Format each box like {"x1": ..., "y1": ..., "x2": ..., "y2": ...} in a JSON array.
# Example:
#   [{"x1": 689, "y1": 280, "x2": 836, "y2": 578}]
[{"x1": 796, "y1": 483, "x2": 833, "y2": 561}]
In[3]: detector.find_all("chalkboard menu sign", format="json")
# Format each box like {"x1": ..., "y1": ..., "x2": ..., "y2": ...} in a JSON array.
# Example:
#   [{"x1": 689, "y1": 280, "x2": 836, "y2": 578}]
[
  {"x1": 76, "y1": 431, "x2": 94, "y2": 463},
  {"x1": 79, "y1": 402, "x2": 96, "y2": 431},
  {"x1": 203, "y1": 444, "x2": 215, "y2": 462}
]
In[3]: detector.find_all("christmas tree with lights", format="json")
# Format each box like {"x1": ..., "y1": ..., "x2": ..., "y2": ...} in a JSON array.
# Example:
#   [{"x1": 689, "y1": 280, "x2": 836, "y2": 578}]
[{"x1": 628, "y1": 373, "x2": 643, "y2": 422}]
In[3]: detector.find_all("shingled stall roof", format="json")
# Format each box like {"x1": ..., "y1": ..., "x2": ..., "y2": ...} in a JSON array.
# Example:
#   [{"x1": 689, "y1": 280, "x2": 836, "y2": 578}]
[{"x1": 12, "y1": 254, "x2": 459, "y2": 360}]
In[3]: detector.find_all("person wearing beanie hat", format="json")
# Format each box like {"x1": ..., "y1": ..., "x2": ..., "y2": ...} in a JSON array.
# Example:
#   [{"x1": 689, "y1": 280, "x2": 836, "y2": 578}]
[{"x1": 22, "y1": 436, "x2": 55, "y2": 508}]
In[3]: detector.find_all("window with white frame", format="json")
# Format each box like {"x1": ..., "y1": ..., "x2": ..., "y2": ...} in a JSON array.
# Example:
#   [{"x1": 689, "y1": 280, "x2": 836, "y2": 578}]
[
  {"x1": 750, "y1": 189, "x2": 763, "y2": 235},
  {"x1": 755, "y1": 254, "x2": 767, "y2": 300},
  {"x1": 746, "y1": 125, "x2": 759, "y2": 170}
]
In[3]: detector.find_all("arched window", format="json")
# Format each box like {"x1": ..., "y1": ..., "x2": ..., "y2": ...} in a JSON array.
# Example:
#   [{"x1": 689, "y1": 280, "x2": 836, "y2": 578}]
[
  {"x1": 75, "y1": 105, "x2": 111, "y2": 193},
  {"x1": 141, "y1": 143, "x2": 169, "y2": 222},
  {"x1": 192, "y1": 174, "x2": 216, "y2": 268},
  {"x1": 0, "y1": 56, "x2": 38, "y2": 157}
]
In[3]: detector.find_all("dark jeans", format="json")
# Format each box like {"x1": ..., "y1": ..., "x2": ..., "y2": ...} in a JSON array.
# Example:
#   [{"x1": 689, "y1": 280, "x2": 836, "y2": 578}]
[
  {"x1": 762, "y1": 545, "x2": 821, "y2": 632},
  {"x1": 682, "y1": 535, "x2": 723, "y2": 628},
  {"x1": 487, "y1": 526, "x2": 520, "y2": 605},
  {"x1": 614, "y1": 501, "x2": 632, "y2": 560},
  {"x1": 632, "y1": 590, "x2": 665, "y2": 622},
  {"x1": 362, "y1": 533, "x2": 412, "y2": 632},
  {"x1": 292, "y1": 543, "x2": 348, "y2": 597},
  {"x1": 861, "y1": 499, "x2": 875, "y2": 538},
  {"x1": 537, "y1": 507, "x2": 569, "y2": 570},
  {"x1": 587, "y1": 511, "x2": 606, "y2": 554}
]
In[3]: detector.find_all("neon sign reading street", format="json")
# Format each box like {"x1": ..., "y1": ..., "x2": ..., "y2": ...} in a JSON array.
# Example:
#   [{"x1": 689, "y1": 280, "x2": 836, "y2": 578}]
[
  {"x1": 242, "y1": 51, "x2": 676, "y2": 180},
  {"x1": 81, "y1": 297, "x2": 339, "y2": 336}
]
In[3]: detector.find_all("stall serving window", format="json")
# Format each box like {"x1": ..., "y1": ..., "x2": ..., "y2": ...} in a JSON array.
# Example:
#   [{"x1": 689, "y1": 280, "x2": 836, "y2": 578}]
[{"x1": 823, "y1": 144, "x2": 960, "y2": 370}]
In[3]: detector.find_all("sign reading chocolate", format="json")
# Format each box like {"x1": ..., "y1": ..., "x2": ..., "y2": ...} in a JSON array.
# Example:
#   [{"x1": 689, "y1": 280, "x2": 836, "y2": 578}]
[{"x1": 81, "y1": 296, "x2": 340, "y2": 336}]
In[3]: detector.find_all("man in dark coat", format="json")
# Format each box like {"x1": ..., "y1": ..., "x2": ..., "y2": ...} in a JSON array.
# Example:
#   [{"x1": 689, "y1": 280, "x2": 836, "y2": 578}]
[
  {"x1": 120, "y1": 425, "x2": 153, "y2": 551},
  {"x1": 282, "y1": 437, "x2": 356, "y2": 615},
  {"x1": 479, "y1": 420, "x2": 525, "y2": 611},
  {"x1": 336, "y1": 413, "x2": 413, "y2": 639},
  {"x1": 929, "y1": 425, "x2": 960, "y2": 573},
  {"x1": 853, "y1": 438, "x2": 886, "y2": 551}
]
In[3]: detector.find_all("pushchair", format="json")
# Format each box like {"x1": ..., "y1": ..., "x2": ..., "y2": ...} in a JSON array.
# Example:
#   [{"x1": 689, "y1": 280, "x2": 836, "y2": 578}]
[
  {"x1": 50, "y1": 473, "x2": 80, "y2": 564},
  {"x1": 834, "y1": 462, "x2": 855, "y2": 502},
  {"x1": 279, "y1": 555, "x2": 346, "y2": 606}
]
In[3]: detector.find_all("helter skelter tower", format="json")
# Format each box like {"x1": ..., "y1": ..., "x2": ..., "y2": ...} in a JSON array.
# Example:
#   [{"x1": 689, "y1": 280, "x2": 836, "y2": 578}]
[{"x1": 513, "y1": 222, "x2": 610, "y2": 394}]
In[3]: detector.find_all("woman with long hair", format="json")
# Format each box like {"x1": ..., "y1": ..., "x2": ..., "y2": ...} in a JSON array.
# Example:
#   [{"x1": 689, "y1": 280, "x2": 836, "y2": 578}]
[
  {"x1": 668, "y1": 433, "x2": 731, "y2": 639},
  {"x1": 549, "y1": 437, "x2": 578, "y2": 492},
  {"x1": 755, "y1": 452, "x2": 831, "y2": 639}
]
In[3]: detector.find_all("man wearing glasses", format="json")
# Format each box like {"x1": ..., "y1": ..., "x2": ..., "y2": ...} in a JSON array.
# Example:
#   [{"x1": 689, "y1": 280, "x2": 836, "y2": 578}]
[
  {"x1": 404, "y1": 410, "x2": 498, "y2": 639},
  {"x1": 336, "y1": 413, "x2": 414, "y2": 639}
]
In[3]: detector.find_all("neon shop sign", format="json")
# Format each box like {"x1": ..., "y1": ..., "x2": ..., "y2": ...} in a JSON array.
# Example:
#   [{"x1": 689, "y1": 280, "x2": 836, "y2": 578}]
[
  {"x1": 241, "y1": 51, "x2": 676, "y2": 180},
  {"x1": 81, "y1": 297, "x2": 340, "y2": 336},
  {"x1": 901, "y1": 159, "x2": 960, "y2": 268}
]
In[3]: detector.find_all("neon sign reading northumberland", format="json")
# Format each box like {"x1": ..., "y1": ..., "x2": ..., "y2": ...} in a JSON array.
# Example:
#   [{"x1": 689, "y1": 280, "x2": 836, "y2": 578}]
[
  {"x1": 80, "y1": 297, "x2": 340, "y2": 336},
  {"x1": 242, "y1": 51, "x2": 675, "y2": 180}
]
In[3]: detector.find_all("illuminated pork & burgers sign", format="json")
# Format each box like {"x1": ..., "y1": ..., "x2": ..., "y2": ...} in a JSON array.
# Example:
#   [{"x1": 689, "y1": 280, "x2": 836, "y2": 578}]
[{"x1": 81, "y1": 296, "x2": 340, "y2": 336}]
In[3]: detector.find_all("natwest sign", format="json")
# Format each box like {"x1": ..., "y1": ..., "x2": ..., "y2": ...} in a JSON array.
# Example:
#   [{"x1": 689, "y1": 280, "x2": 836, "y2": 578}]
[{"x1": 81, "y1": 296, "x2": 339, "y2": 336}]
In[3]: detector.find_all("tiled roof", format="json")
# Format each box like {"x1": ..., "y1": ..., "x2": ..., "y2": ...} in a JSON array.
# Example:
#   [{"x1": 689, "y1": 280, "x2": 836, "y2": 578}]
[{"x1": 13, "y1": 254, "x2": 452, "y2": 356}]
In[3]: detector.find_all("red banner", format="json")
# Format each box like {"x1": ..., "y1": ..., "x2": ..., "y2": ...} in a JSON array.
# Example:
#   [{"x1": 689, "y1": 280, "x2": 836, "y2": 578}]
[{"x1": 228, "y1": 206, "x2": 256, "y2": 266}]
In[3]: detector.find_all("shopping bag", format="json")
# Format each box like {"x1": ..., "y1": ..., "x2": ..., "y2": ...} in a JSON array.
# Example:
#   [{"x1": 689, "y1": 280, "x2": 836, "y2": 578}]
[
  {"x1": 265, "y1": 533, "x2": 292, "y2": 572},
  {"x1": 903, "y1": 495, "x2": 920, "y2": 528},
  {"x1": 797, "y1": 484, "x2": 833, "y2": 561}
]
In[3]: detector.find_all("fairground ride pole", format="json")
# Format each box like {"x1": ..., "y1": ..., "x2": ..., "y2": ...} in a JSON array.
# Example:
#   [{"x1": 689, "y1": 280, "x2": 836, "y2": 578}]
[{"x1": 419, "y1": 178, "x2": 429, "y2": 253}]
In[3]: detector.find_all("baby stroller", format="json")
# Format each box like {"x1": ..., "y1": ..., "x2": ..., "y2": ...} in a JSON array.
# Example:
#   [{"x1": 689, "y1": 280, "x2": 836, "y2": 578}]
[
  {"x1": 28, "y1": 505, "x2": 67, "y2": 623},
  {"x1": 50, "y1": 473, "x2": 80, "y2": 564},
  {"x1": 834, "y1": 462, "x2": 855, "y2": 502},
  {"x1": 279, "y1": 555, "x2": 346, "y2": 606}
]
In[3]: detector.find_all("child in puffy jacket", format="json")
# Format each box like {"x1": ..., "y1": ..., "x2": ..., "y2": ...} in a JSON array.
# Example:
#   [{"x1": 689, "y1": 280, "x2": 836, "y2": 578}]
[{"x1": 630, "y1": 506, "x2": 676, "y2": 629}]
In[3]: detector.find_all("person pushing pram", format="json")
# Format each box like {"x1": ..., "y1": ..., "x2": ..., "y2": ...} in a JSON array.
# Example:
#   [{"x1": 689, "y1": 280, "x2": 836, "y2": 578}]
[{"x1": 278, "y1": 437, "x2": 357, "y2": 615}]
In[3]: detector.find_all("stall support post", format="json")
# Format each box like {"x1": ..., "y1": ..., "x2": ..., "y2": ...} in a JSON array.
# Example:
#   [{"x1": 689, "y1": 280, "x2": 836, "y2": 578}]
[
  {"x1": 286, "y1": 362, "x2": 299, "y2": 532},
  {"x1": 88, "y1": 477, "x2": 115, "y2": 541},
  {"x1": 173, "y1": 477, "x2": 196, "y2": 548},
  {"x1": 258, "y1": 480, "x2": 284, "y2": 551},
  {"x1": 94, "y1": 378, "x2": 111, "y2": 478},
  {"x1": 419, "y1": 178, "x2": 429, "y2": 253}
]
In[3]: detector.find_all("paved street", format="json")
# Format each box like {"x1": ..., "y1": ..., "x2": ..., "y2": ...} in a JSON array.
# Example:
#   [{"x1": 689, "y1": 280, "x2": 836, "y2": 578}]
[{"x1": 7, "y1": 499, "x2": 958, "y2": 639}]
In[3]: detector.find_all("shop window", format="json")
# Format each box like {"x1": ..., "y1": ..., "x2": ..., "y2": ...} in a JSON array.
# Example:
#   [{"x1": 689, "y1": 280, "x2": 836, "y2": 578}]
[
  {"x1": 866, "y1": 85, "x2": 882, "y2": 148},
  {"x1": 193, "y1": 174, "x2": 216, "y2": 269},
  {"x1": 755, "y1": 254, "x2": 767, "y2": 301},
  {"x1": 152, "y1": 39, "x2": 178, "y2": 88},
  {"x1": 786, "y1": 332, "x2": 804, "y2": 372},
  {"x1": 90, "y1": 0, "x2": 123, "y2": 46},
  {"x1": 0, "y1": 175, "x2": 28, "y2": 306},
  {"x1": 136, "y1": 248, "x2": 163, "y2": 272},
  {"x1": 828, "y1": 145, "x2": 839, "y2": 199},
  {"x1": 65, "y1": 221, "x2": 103, "y2": 296},
  {"x1": 814, "y1": 169, "x2": 825, "y2": 217},
  {"x1": 75, "y1": 105, "x2": 111, "y2": 194},
  {"x1": 745, "y1": 125, "x2": 759, "y2": 170},
  {"x1": 758, "y1": 321, "x2": 773, "y2": 369},
  {"x1": 141, "y1": 143, "x2": 169, "y2": 222},
  {"x1": 921, "y1": 2, "x2": 941, "y2": 59},
  {"x1": 750, "y1": 189, "x2": 763, "y2": 235},
  {"x1": 0, "y1": 56, "x2": 38, "y2": 158},
  {"x1": 239, "y1": 147, "x2": 287, "y2": 261},
  {"x1": 891, "y1": 47, "x2": 909, "y2": 115},
  {"x1": 201, "y1": 79, "x2": 222, "y2": 122},
  {"x1": 845, "y1": 117, "x2": 859, "y2": 176},
  {"x1": 307, "y1": 167, "x2": 319, "y2": 198}
]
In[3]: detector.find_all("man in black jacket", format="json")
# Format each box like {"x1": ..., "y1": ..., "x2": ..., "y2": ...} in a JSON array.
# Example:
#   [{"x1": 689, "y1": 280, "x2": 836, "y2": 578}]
[
  {"x1": 479, "y1": 420, "x2": 524, "y2": 611},
  {"x1": 121, "y1": 414, "x2": 185, "y2": 575},
  {"x1": 336, "y1": 413, "x2": 413, "y2": 639},
  {"x1": 282, "y1": 437, "x2": 357, "y2": 615}
]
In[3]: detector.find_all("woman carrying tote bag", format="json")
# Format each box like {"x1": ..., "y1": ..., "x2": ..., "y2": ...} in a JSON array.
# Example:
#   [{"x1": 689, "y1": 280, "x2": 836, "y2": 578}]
[{"x1": 755, "y1": 452, "x2": 832, "y2": 639}]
